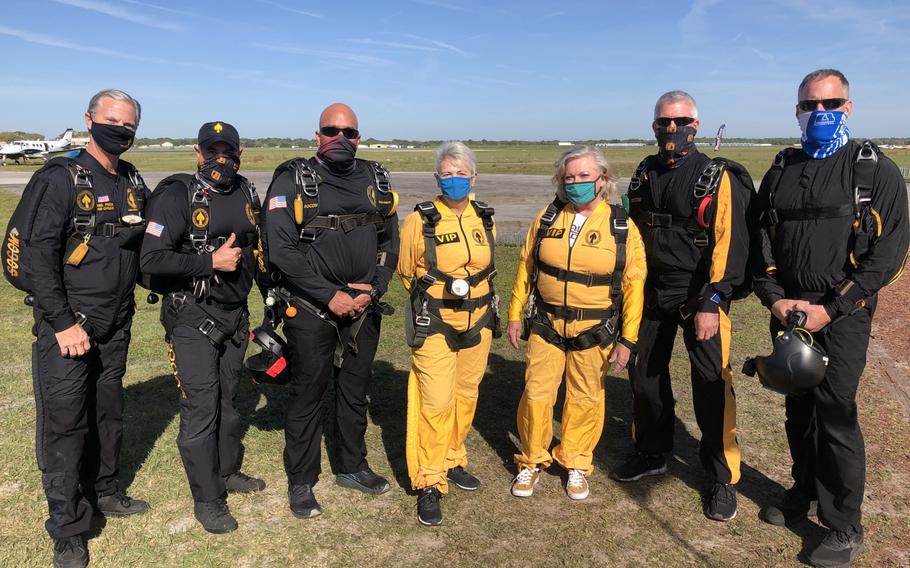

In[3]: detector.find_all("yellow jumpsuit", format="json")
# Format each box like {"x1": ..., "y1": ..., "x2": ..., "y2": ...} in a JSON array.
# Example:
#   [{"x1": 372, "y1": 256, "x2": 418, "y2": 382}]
[
  {"x1": 399, "y1": 198, "x2": 497, "y2": 493},
  {"x1": 509, "y1": 200, "x2": 646, "y2": 474}
]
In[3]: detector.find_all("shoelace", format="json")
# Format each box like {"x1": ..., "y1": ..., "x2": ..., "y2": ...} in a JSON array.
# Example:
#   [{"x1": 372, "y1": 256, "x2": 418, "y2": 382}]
[
  {"x1": 567, "y1": 470, "x2": 586, "y2": 489},
  {"x1": 419, "y1": 489, "x2": 439, "y2": 505},
  {"x1": 54, "y1": 536, "x2": 81, "y2": 553},
  {"x1": 711, "y1": 484, "x2": 733, "y2": 502},
  {"x1": 515, "y1": 468, "x2": 537, "y2": 484}
]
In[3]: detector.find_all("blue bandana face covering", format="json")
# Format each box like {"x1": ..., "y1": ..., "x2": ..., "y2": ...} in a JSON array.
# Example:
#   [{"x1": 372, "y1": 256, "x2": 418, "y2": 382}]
[
  {"x1": 565, "y1": 181, "x2": 598, "y2": 205},
  {"x1": 799, "y1": 110, "x2": 850, "y2": 159},
  {"x1": 438, "y1": 176, "x2": 472, "y2": 201}
]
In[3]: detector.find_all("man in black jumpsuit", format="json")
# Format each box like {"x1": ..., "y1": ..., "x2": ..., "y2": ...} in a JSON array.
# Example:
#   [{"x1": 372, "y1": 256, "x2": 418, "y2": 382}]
[
  {"x1": 614, "y1": 90, "x2": 751, "y2": 522},
  {"x1": 753, "y1": 69, "x2": 909, "y2": 567},
  {"x1": 265, "y1": 103, "x2": 399, "y2": 518},
  {"x1": 28, "y1": 89, "x2": 149, "y2": 568},
  {"x1": 140, "y1": 122, "x2": 264, "y2": 534}
]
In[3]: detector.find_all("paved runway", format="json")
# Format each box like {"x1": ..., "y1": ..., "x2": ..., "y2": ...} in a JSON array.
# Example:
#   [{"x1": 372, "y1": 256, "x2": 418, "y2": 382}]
[{"x1": 0, "y1": 171, "x2": 630, "y2": 243}]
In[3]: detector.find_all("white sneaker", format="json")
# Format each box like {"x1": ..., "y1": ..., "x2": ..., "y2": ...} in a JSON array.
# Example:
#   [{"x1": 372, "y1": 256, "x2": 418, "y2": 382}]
[
  {"x1": 566, "y1": 469, "x2": 589, "y2": 500},
  {"x1": 511, "y1": 467, "x2": 540, "y2": 497}
]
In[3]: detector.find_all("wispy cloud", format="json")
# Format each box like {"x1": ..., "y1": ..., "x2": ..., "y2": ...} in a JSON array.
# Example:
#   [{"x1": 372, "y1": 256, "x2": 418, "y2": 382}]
[
  {"x1": 251, "y1": 42, "x2": 393, "y2": 66},
  {"x1": 351, "y1": 38, "x2": 439, "y2": 52},
  {"x1": 0, "y1": 24, "x2": 168, "y2": 62},
  {"x1": 51, "y1": 0, "x2": 183, "y2": 31},
  {"x1": 679, "y1": 0, "x2": 723, "y2": 42},
  {"x1": 119, "y1": 0, "x2": 196, "y2": 16},
  {"x1": 403, "y1": 33, "x2": 470, "y2": 56},
  {"x1": 409, "y1": 0, "x2": 465, "y2": 11},
  {"x1": 255, "y1": 0, "x2": 322, "y2": 19}
]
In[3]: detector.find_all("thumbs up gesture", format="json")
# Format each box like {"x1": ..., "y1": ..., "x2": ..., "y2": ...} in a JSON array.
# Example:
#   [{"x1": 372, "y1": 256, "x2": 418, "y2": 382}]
[{"x1": 212, "y1": 233, "x2": 241, "y2": 272}]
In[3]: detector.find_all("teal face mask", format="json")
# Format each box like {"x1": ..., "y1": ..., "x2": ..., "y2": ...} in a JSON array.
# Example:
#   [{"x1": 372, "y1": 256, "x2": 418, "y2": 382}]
[{"x1": 564, "y1": 181, "x2": 598, "y2": 205}]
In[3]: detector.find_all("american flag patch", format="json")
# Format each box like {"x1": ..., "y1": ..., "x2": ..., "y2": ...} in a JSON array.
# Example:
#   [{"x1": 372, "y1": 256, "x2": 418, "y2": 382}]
[
  {"x1": 97, "y1": 195, "x2": 110, "y2": 203},
  {"x1": 146, "y1": 222, "x2": 164, "y2": 237},
  {"x1": 269, "y1": 195, "x2": 287, "y2": 210}
]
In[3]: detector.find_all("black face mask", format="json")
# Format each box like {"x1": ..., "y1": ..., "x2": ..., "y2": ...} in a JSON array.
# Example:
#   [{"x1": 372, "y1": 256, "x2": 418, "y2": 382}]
[
  {"x1": 655, "y1": 124, "x2": 697, "y2": 167},
  {"x1": 198, "y1": 153, "x2": 240, "y2": 190},
  {"x1": 316, "y1": 135, "x2": 357, "y2": 175},
  {"x1": 89, "y1": 122, "x2": 135, "y2": 156}
]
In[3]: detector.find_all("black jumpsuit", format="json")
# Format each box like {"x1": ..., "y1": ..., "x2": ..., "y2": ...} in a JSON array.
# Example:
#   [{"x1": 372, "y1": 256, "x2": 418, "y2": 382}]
[
  {"x1": 753, "y1": 141, "x2": 910, "y2": 531},
  {"x1": 265, "y1": 158, "x2": 398, "y2": 486},
  {"x1": 28, "y1": 149, "x2": 148, "y2": 538},
  {"x1": 139, "y1": 176, "x2": 257, "y2": 503},
  {"x1": 626, "y1": 150, "x2": 751, "y2": 484}
]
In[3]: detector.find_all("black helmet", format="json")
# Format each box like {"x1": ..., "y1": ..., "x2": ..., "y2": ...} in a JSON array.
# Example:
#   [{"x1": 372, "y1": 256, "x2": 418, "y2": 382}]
[
  {"x1": 742, "y1": 311, "x2": 829, "y2": 396},
  {"x1": 245, "y1": 325, "x2": 289, "y2": 385}
]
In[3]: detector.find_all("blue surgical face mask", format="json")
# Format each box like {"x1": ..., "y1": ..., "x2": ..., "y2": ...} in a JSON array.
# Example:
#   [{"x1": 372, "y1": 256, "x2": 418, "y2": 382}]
[
  {"x1": 564, "y1": 181, "x2": 598, "y2": 205},
  {"x1": 798, "y1": 110, "x2": 850, "y2": 159},
  {"x1": 438, "y1": 176, "x2": 472, "y2": 201}
]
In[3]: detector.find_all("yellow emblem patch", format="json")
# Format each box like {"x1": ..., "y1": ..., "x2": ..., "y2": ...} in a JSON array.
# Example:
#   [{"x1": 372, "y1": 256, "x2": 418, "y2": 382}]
[
  {"x1": 77, "y1": 191, "x2": 94, "y2": 211},
  {"x1": 472, "y1": 228, "x2": 484, "y2": 244},
  {"x1": 246, "y1": 203, "x2": 255, "y2": 225},
  {"x1": 585, "y1": 230, "x2": 601, "y2": 246},
  {"x1": 126, "y1": 189, "x2": 138, "y2": 211},
  {"x1": 214, "y1": 123, "x2": 223, "y2": 133},
  {"x1": 192, "y1": 208, "x2": 209, "y2": 229}
]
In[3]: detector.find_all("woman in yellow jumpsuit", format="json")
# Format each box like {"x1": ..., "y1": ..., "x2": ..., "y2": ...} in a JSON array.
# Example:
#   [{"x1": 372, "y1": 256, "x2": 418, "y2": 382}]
[
  {"x1": 506, "y1": 146, "x2": 646, "y2": 500},
  {"x1": 398, "y1": 141, "x2": 498, "y2": 526}
]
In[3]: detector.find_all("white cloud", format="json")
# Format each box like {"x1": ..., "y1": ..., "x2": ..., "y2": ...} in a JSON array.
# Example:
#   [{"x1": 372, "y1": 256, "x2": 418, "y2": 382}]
[
  {"x1": 51, "y1": 0, "x2": 183, "y2": 31},
  {"x1": 0, "y1": 24, "x2": 168, "y2": 62},
  {"x1": 255, "y1": 0, "x2": 322, "y2": 19}
]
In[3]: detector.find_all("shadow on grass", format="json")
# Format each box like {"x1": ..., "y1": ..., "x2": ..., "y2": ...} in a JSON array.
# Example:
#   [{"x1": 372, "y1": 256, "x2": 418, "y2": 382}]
[
  {"x1": 369, "y1": 360, "x2": 409, "y2": 491},
  {"x1": 120, "y1": 374, "x2": 179, "y2": 491}
]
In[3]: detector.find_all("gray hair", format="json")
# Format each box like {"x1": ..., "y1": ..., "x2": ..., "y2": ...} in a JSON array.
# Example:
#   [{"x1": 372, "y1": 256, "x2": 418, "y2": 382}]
[
  {"x1": 435, "y1": 140, "x2": 477, "y2": 175},
  {"x1": 552, "y1": 146, "x2": 618, "y2": 202},
  {"x1": 87, "y1": 89, "x2": 141, "y2": 124},
  {"x1": 653, "y1": 90, "x2": 698, "y2": 120},
  {"x1": 798, "y1": 68, "x2": 849, "y2": 98}
]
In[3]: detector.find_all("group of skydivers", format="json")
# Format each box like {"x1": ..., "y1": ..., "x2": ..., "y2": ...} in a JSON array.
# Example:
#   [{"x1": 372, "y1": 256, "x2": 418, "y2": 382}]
[{"x1": 8, "y1": 68, "x2": 908, "y2": 568}]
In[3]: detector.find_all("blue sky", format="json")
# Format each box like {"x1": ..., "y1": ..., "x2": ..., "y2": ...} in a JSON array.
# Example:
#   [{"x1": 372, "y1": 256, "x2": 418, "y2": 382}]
[{"x1": 1, "y1": 0, "x2": 908, "y2": 140}]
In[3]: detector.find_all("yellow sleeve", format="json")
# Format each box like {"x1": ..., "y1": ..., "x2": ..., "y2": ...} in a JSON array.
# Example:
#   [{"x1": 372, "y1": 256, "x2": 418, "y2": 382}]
[
  {"x1": 397, "y1": 212, "x2": 423, "y2": 293},
  {"x1": 507, "y1": 211, "x2": 543, "y2": 321},
  {"x1": 620, "y1": 219, "x2": 647, "y2": 344}
]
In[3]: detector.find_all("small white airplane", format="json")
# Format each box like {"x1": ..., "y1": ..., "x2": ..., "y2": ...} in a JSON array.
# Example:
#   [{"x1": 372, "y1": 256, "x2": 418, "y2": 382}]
[{"x1": 0, "y1": 129, "x2": 74, "y2": 165}]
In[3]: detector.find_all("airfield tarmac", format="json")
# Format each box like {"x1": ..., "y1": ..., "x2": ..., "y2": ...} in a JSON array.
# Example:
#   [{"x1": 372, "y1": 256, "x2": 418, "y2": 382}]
[{"x1": 0, "y1": 171, "x2": 631, "y2": 243}]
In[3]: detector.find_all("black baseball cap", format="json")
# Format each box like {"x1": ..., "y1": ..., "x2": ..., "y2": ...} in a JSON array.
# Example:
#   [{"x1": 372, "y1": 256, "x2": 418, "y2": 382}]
[{"x1": 198, "y1": 121, "x2": 240, "y2": 152}]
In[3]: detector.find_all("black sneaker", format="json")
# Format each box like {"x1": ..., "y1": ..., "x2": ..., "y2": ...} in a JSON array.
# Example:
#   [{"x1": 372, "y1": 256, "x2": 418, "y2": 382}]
[
  {"x1": 807, "y1": 526, "x2": 864, "y2": 567},
  {"x1": 446, "y1": 466, "x2": 481, "y2": 491},
  {"x1": 416, "y1": 487, "x2": 442, "y2": 526},
  {"x1": 704, "y1": 482, "x2": 738, "y2": 521},
  {"x1": 611, "y1": 452, "x2": 667, "y2": 482},
  {"x1": 53, "y1": 535, "x2": 88, "y2": 568},
  {"x1": 95, "y1": 490, "x2": 150, "y2": 517},
  {"x1": 760, "y1": 487, "x2": 818, "y2": 526},
  {"x1": 193, "y1": 498, "x2": 238, "y2": 534},
  {"x1": 224, "y1": 471, "x2": 266, "y2": 494},
  {"x1": 288, "y1": 484, "x2": 322, "y2": 519},
  {"x1": 336, "y1": 468, "x2": 390, "y2": 495}
]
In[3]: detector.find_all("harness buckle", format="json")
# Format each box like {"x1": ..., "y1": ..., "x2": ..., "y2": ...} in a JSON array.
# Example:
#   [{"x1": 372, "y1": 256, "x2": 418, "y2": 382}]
[
  {"x1": 198, "y1": 318, "x2": 217, "y2": 336},
  {"x1": 541, "y1": 209, "x2": 558, "y2": 224},
  {"x1": 294, "y1": 164, "x2": 319, "y2": 198},
  {"x1": 604, "y1": 318, "x2": 616, "y2": 337},
  {"x1": 772, "y1": 152, "x2": 786, "y2": 169},
  {"x1": 856, "y1": 142, "x2": 878, "y2": 164},
  {"x1": 100, "y1": 223, "x2": 116, "y2": 238},
  {"x1": 767, "y1": 208, "x2": 780, "y2": 226},
  {"x1": 299, "y1": 228, "x2": 316, "y2": 243},
  {"x1": 612, "y1": 217, "x2": 629, "y2": 232},
  {"x1": 191, "y1": 188, "x2": 208, "y2": 206},
  {"x1": 649, "y1": 212, "x2": 672, "y2": 227},
  {"x1": 415, "y1": 315, "x2": 431, "y2": 327},
  {"x1": 74, "y1": 311, "x2": 87, "y2": 326},
  {"x1": 325, "y1": 214, "x2": 340, "y2": 230},
  {"x1": 693, "y1": 162, "x2": 723, "y2": 198},
  {"x1": 693, "y1": 233, "x2": 710, "y2": 247},
  {"x1": 73, "y1": 213, "x2": 95, "y2": 233},
  {"x1": 420, "y1": 274, "x2": 438, "y2": 286}
]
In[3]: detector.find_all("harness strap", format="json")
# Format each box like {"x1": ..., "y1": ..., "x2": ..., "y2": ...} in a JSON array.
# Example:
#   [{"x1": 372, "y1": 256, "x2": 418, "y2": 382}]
[
  {"x1": 537, "y1": 261, "x2": 613, "y2": 287},
  {"x1": 305, "y1": 212, "x2": 385, "y2": 232},
  {"x1": 528, "y1": 312, "x2": 616, "y2": 352},
  {"x1": 536, "y1": 299, "x2": 616, "y2": 322},
  {"x1": 163, "y1": 293, "x2": 234, "y2": 346},
  {"x1": 424, "y1": 291, "x2": 493, "y2": 312}
]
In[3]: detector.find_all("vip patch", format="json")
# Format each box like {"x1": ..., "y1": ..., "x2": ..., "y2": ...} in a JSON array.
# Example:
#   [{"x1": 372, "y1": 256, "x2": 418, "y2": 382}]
[
  {"x1": 543, "y1": 228, "x2": 565, "y2": 239},
  {"x1": 435, "y1": 232, "x2": 461, "y2": 245},
  {"x1": 191, "y1": 208, "x2": 209, "y2": 229}
]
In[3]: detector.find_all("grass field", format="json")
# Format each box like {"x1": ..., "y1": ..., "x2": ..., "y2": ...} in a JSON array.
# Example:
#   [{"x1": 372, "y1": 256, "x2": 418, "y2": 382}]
[
  {"x1": 0, "y1": 189, "x2": 908, "y2": 567},
  {"x1": 4, "y1": 145, "x2": 910, "y2": 179}
]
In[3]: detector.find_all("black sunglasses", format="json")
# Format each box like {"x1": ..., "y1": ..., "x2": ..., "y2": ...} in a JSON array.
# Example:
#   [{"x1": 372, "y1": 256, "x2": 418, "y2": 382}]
[
  {"x1": 320, "y1": 126, "x2": 360, "y2": 139},
  {"x1": 654, "y1": 116, "x2": 696, "y2": 127},
  {"x1": 797, "y1": 98, "x2": 847, "y2": 112}
]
